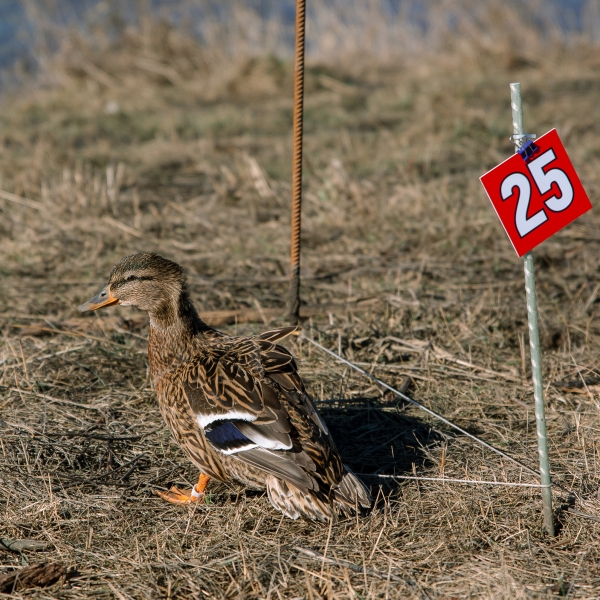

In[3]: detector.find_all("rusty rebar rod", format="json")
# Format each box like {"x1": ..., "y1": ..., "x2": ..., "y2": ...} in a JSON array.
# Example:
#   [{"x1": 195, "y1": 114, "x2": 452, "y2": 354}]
[{"x1": 288, "y1": 0, "x2": 306, "y2": 324}]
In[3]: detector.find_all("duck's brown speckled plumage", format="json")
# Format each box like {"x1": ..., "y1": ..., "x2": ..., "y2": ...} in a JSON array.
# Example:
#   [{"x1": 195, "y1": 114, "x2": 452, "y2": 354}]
[{"x1": 80, "y1": 252, "x2": 371, "y2": 521}]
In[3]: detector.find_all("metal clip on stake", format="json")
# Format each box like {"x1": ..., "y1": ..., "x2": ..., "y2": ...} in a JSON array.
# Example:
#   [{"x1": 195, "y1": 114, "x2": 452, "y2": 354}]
[
  {"x1": 518, "y1": 139, "x2": 539, "y2": 161},
  {"x1": 509, "y1": 133, "x2": 539, "y2": 162}
]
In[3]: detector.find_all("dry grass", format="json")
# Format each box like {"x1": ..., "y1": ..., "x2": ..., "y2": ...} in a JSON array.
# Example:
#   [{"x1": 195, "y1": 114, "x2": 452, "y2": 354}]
[{"x1": 2, "y1": 1, "x2": 600, "y2": 597}]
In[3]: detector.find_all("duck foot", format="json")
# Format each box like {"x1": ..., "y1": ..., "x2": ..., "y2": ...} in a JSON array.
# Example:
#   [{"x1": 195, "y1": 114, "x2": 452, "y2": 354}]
[
  {"x1": 156, "y1": 474, "x2": 210, "y2": 505},
  {"x1": 156, "y1": 486, "x2": 203, "y2": 504}
]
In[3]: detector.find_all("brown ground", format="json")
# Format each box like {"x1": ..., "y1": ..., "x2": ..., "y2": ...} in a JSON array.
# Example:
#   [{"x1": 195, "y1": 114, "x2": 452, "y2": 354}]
[{"x1": 1, "y1": 2, "x2": 600, "y2": 598}]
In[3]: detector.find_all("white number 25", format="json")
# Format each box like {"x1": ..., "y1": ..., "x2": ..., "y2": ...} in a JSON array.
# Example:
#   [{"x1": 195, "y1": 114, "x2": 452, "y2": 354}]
[{"x1": 500, "y1": 149, "x2": 574, "y2": 237}]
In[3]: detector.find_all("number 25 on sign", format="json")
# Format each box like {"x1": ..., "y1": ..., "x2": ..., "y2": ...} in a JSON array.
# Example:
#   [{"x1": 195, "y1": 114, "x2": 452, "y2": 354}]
[{"x1": 480, "y1": 129, "x2": 591, "y2": 256}]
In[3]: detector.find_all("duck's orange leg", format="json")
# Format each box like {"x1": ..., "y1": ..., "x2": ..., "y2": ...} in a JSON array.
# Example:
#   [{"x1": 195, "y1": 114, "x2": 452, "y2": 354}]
[{"x1": 156, "y1": 473, "x2": 210, "y2": 505}]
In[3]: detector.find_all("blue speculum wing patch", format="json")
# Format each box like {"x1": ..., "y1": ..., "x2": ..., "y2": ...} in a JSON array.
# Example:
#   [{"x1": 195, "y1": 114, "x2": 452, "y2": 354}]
[{"x1": 205, "y1": 421, "x2": 255, "y2": 452}]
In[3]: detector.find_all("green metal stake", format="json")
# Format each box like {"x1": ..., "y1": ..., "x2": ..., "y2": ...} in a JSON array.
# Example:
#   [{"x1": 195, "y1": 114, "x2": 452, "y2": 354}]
[{"x1": 510, "y1": 82, "x2": 555, "y2": 536}]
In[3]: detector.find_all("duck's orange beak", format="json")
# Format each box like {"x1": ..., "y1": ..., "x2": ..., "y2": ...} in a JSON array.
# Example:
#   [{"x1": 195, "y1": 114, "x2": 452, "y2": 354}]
[{"x1": 79, "y1": 286, "x2": 120, "y2": 312}]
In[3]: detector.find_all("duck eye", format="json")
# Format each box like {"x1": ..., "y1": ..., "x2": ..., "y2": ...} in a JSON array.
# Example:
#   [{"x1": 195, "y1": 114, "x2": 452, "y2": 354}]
[{"x1": 125, "y1": 275, "x2": 137, "y2": 282}]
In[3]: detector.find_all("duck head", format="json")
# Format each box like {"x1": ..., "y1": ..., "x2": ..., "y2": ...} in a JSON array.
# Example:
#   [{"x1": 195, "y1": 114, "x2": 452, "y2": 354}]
[{"x1": 79, "y1": 253, "x2": 186, "y2": 321}]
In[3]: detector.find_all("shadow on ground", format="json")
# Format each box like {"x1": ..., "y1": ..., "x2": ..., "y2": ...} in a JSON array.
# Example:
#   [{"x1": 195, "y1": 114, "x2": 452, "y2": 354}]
[{"x1": 318, "y1": 397, "x2": 445, "y2": 492}]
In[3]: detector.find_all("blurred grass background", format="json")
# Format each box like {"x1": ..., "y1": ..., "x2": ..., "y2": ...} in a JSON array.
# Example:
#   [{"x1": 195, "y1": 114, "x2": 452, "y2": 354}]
[{"x1": 2, "y1": 1, "x2": 600, "y2": 598}]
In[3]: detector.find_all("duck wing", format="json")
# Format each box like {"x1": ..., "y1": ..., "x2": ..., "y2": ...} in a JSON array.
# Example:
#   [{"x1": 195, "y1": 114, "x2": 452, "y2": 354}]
[
  {"x1": 256, "y1": 325, "x2": 298, "y2": 343},
  {"x1": 181, "y1": 332, "x2": 343, "y2": 492},
  {"x1": 255, "y1": 333, "x2": 344, "y2": 486}
]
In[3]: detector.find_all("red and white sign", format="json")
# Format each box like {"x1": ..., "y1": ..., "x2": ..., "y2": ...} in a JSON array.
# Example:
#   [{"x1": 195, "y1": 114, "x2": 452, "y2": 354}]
[{"x1": 480, "y1": 129, "x2": 591, "y2": 257}]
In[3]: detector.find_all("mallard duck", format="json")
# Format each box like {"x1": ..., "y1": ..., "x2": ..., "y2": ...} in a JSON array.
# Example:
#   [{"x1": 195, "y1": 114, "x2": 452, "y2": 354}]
[{"x1": 79, "y1": 253, "x2": 370, "y2": 521}]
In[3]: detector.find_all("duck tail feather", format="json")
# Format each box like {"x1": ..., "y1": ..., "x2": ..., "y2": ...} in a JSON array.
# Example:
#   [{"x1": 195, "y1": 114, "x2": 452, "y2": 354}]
[
  {"x1": 333, "y1": 467, "x2": 372, "y2": 511},
  {"x1": 266, "y1": 475, "x2": 333, "y2": 522}
]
